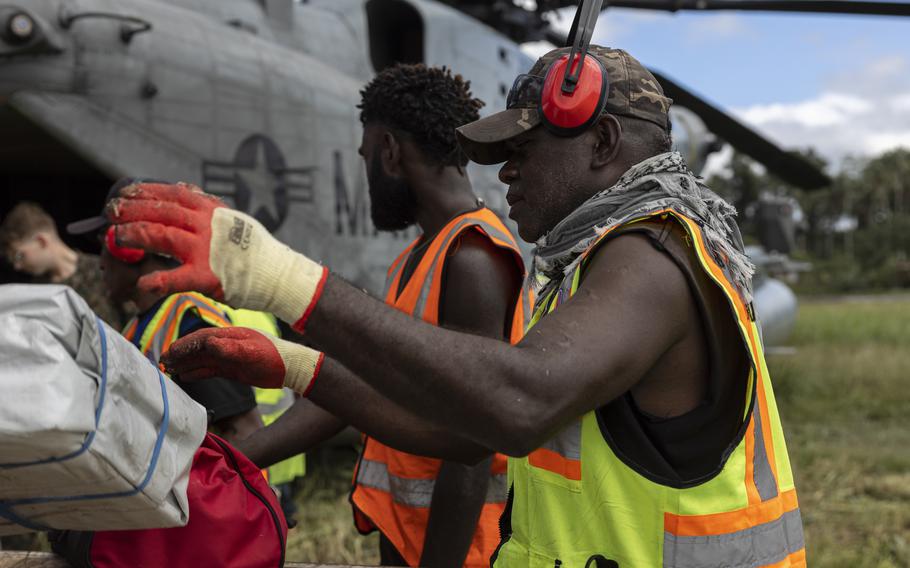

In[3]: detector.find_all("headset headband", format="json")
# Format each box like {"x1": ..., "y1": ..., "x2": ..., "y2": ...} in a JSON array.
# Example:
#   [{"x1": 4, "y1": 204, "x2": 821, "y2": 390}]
[{"x1": 562, "y1": 0, "x2": 604, "y2": 94}]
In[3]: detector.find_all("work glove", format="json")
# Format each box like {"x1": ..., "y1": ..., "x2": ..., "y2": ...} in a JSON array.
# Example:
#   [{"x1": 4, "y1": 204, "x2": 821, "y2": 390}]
[
  {"x1": 108, "y1": 182, "x2": 327, "y2": 332},
  {"x1": 161, "y1": 327, "x2": 324, "y2": 395}
]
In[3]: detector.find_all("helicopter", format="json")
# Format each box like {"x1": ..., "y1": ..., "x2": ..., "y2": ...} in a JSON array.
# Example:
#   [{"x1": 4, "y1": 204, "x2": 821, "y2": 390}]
[{"x1": 1, "y1": 0, "x2": 906, "y2": 344}]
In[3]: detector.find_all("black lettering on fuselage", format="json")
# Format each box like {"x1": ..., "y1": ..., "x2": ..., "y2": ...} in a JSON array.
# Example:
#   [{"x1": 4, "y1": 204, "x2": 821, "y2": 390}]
[{"x1": 334, "y1": 150, "x2": 372, "y2": 237}]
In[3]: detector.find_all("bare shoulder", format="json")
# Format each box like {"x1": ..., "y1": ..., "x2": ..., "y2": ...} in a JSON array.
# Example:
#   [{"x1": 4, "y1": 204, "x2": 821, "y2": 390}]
[
  {"x1": 446, "y1": 227, "x2": 521, "y2": 280},
  {"x1": 578, "y1": 232, "x2": 692, "y2": 320},
  {"x1": 441, "y1": 227, "x2": 522, "y2": 337}
]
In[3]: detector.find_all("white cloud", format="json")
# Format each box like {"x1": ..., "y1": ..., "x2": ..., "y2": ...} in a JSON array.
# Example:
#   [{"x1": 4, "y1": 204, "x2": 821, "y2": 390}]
[
  {"x1": 736, "y1": 93, "x2": 873, "y2": 129},
  {"x1": 865, "y1": 131, "x2": 910, "y2": 155},
  {"x1": 685, "y1": 14, "x2": 752, "y2": 43},
  {"x1": 728, "y1": 56, "x2": 910, "y2": 166},
  {"x1": 891, "y1": 94, "x2": 910, "y2": 112}
]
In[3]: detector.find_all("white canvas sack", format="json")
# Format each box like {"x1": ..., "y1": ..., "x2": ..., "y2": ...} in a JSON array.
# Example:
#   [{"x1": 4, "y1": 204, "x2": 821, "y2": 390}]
[{"x1": 0, "y1": 285, "x2": 207, "y2": 535}]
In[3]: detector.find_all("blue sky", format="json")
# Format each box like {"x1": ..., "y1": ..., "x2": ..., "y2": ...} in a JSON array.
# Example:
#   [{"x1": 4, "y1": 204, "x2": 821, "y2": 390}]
[
  {"x1": 524, "y1": 7, "x2": 910, "y2": 167},
  {"x1": 589, "y1": 8, "x2": 909, "y2": 107}
]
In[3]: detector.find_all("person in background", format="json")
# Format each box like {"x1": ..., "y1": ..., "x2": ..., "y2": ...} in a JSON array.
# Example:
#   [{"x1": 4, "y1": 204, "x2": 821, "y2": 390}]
[{"x1": 0, "y1": 201, "x2": 124, "y2": 328}]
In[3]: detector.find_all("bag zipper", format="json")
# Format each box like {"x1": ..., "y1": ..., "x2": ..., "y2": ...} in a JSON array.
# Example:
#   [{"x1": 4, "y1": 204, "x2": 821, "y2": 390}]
[{"x1": 212, "y1": 436, "x2": 287, "y2": 567}]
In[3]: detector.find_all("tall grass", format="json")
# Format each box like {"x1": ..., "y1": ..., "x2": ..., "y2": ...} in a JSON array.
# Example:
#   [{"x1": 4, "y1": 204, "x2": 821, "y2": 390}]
[
  {"x1": 770, "y1": 297, "x2": 910, "y2": 567},
  {"x1": 286, "y1": 298, "x2": 910, "y2": 565}
]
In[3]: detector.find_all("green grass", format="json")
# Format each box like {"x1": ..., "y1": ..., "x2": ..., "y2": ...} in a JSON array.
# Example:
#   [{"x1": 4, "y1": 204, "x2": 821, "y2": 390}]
[{"x1": 768, "y1": 297, "x2": 910, "y2": 567}]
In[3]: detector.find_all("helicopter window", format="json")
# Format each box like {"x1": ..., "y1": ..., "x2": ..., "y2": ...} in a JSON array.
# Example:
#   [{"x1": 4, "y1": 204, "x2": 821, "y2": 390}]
[{"x1": 366, "y1": 0, "x2": 424, "y2": 71}]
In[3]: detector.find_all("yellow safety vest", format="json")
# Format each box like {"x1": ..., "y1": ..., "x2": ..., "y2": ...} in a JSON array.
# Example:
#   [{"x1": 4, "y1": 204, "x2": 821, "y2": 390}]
[
  {"x1": 492, "y1": 210, "x2": 805, "y2": 568},
  {"x1": 124, "y1": 293, "x2": 305, "y2": 485}
]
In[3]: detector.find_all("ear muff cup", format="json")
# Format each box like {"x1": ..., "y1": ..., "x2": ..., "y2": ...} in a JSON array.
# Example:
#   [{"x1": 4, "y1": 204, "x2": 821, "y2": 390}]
[
  {"x1": 539, "y1": 53, "x2": 609, "y2": 137},
  {"x1": 105, "y1": 226, "x2": 146, "y2": 264}
]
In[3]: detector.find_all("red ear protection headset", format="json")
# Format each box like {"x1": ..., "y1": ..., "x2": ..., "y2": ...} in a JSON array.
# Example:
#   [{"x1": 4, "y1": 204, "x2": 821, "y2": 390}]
[
  {"x1": 539, "y1": 0, "x2": 607, "y2": 137},
  {"x1": 105, "y1": 226, "x2": 146, "y2": 264}
]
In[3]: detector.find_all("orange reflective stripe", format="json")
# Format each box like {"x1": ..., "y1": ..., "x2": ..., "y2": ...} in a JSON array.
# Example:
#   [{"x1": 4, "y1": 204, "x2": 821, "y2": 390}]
[
  {"x1": 664, "y1": 488, "x2": 799, "y2": 537},
  {"x1": 122, "y1": 318, "x2": 138, "y2": 341},
  {"x1": 383, "y1": 239, "x2": 418, "y2": 302},
  {"x1": 159, "y1": 300, "x2": 192, "y2": 354},
  {"x1": 744, "y1": 413, "x2": 762, "y2": 506},
  {"x1": 141, "y1": 296, "x2": 180, "y2": 355},
  {"x1": 182, "y1": 293, "x2": 232, "y2": 327},
  {"x1": 766, "y1": 548, "x2": 807, "y2": 568},
  {"x1": 421, "y1": 212, "x2": 524, "y2": 324},
  {"x1": 527, "y1": 448, "x2": 582, "y2": 481},
  {"x1": 674, "y1": 213, "x2": 781, "y2": 498}
]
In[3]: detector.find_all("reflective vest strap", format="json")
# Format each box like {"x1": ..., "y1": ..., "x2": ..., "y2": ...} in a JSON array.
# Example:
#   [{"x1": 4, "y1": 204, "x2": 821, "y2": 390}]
[
  {"x1": 142, "y1": 294, "x2": 231, "y2": 361},
  {"x1": 418, "y1": 212, "x2": 524, "y2": 324},
  {"x1": 122, "y1": 318, "x2": 139, "y2": 341},
  {"x1": 355, "y1": 458, "x2": 508, "y2": 508},
  {"x1": 390, "y1": 209, "x2": 524, "y2": 325},
  {"x1": 671, "y1": 213, "x2": 781, "y2": 502},
  {"x1": 255, "y1": 387, "x2": 295, "y2": 416},
  {"x1": 383, "y1": 239, "x2": 420, "y2": 302},
  {"x1": 511, "y1": 284, "x2": 535, "y2": 344},
  {"x1": 140, "y1": 295, "x2": 182, "y2": 360},
  {"x1": 663, "y1": 498, "x2": 804, "y2": 568},
  {"x1": 527, "y1": 419, "x2": 582, "y2": 481},
  {"x1": 664, "y1": 489, "x2": 799, "y2": 537}
]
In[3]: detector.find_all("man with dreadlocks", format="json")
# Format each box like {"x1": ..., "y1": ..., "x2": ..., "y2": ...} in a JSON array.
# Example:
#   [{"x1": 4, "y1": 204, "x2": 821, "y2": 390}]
[
  {"x1": 112, "y1": 47, "x2": 804, "y2": 567},
  {"x1": 225, "y1": 64, "x2": 528, "y2": 567}
]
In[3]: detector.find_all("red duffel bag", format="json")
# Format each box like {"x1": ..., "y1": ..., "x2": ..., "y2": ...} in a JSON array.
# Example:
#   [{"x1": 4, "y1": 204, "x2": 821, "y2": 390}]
[{"x1": 52, "y1": 433, "x2": 287, "y2": 567}]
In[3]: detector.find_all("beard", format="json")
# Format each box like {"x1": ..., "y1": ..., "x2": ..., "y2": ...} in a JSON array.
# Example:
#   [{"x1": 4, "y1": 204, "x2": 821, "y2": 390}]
[{"x1": 368, "y1": 153, "x2": 416, "y2": 232}]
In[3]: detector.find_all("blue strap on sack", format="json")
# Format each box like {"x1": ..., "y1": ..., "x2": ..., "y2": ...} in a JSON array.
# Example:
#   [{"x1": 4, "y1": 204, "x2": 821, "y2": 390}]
[{"x1": 0, "y1": 318, "x2": 170, "y2": 531}]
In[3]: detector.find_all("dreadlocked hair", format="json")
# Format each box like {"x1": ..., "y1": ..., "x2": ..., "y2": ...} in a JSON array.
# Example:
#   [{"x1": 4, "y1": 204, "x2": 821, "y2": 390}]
[{"x1": 358, "y1": 64, "x2": 485, "y2": 168}]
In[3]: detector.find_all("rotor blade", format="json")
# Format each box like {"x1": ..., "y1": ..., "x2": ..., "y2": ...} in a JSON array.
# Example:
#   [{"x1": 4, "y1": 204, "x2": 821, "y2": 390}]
[
  {"x1": 543, "y1": 1, "x2": 910, "y2": 16},
  {"x1": 650, "y1": 69, "x2": 832, "y2": 189}
]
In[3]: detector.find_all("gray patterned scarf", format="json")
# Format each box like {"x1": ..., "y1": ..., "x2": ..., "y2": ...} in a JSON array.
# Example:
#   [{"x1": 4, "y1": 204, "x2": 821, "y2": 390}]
[{"x1": 530, "y1": 152, "x2": 754, "y2": 310}]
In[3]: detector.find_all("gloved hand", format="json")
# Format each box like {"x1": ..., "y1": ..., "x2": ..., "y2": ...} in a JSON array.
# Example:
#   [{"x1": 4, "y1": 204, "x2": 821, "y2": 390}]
[
  {"x1": 108, "y1": 182, "x2": 327, "y2": 331},
  {"x1": 161, "y1": 327, "x2": 324, "y2": 396}
]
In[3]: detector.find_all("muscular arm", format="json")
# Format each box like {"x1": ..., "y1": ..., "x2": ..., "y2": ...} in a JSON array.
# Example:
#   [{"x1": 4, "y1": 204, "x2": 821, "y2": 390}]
[
  {"x1": 114, "y1": 187, "x2": 692, "y2": 460},
  {"x1": 237, "y1": 357, "x2": 494, "y2": 468},
  {"x1": 307, "y1": 234, "x2": 692, "y2": 457},
  {"x1": 240, "y1": 230, "x2": 519, "y2": 491}
]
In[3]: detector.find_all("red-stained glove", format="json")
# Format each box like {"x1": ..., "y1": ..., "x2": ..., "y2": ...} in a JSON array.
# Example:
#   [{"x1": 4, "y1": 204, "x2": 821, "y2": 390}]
[
  {"x1": 108, "y1": 182, "x2": 328, "y2": 332},
  {"x1": 161, "y1": 327, "x2": 325, "y2": 396}
]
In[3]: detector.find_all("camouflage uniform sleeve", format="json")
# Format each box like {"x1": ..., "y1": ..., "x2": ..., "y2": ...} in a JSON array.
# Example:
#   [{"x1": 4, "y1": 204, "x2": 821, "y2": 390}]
[{"x1": 65, "y1": 253, "x2": 126, "y2": 330}]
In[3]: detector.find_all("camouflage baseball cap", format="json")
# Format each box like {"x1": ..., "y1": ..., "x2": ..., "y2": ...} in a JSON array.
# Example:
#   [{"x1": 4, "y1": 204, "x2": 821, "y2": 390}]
[{"x1": 457, "y1": 45, "x2": 672, "y2": 165}]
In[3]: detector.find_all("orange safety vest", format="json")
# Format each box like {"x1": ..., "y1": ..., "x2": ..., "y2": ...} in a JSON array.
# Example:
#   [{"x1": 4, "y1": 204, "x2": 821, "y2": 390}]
[{"x1": 350, "y1": 208, "x2": 532, "y2": 568}]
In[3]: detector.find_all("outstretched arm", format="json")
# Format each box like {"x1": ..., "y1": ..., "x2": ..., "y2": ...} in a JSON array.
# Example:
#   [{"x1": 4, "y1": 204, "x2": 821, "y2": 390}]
[
  {"x1": 169, "y1": 330, "x2": 494, "y2": 464},
  {"x1": 114, "y1": 184, "x2": 692, "y2": 456}
]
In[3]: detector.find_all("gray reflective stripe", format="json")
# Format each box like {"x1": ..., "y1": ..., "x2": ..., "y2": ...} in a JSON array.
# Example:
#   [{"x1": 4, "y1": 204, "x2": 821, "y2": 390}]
[
  {"x1": 383, "y1": 254, "x2": 409, "y2": 300},
  {"x1": 751, "y1": 401, "x2": 779, "y2": 502},
  {"x1": 183, "y1": 295, "x2": 229, "y2": 324},
  {"x1": 521, "y1": 286, "x2": 533, "y2": 331},
  {"x1": 356, "y1": 459, "x2": 507, "y2": 509},
  {"x1": 664, "y1": 508, "x2": 804, "y2": 568},
  {"x1": 257, "y1": 388, "x2": 295, "y2": 416},
  {"x1": 556, "y1": 266, "x2": 579, "y2": 305},
  {"x1": 486, "y1": 470, "x2": 508, "y2": 503},
  {"x1": 146, "y1": 296, "x2": 228, "y2": 363},
  {"x1": 540, "y1": 420, "x2": 582, "y2": 460},
  {"x1": 414, "y1": 217, "x2": 515, "y2": 318},
  {"x1": 146, "y1": 303, "x2": 181, "y2": 362}
]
